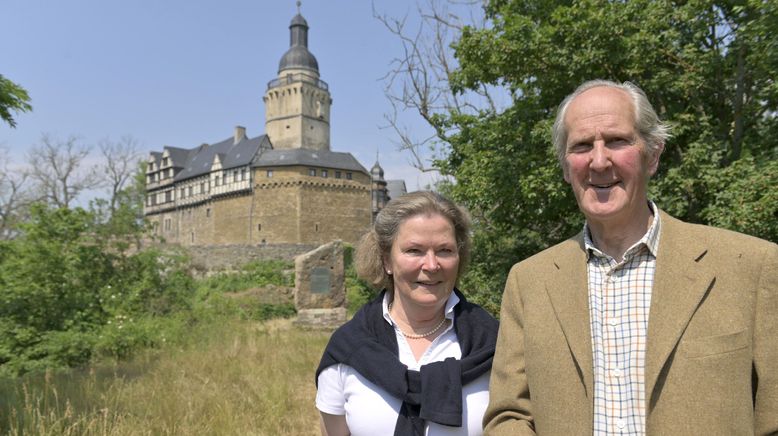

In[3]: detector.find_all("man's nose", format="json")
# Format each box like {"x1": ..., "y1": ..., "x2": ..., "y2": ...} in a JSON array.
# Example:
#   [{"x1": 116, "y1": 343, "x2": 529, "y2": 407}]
[{"x1": 589, "y1": 142, "x2": 611, "y2": 171}]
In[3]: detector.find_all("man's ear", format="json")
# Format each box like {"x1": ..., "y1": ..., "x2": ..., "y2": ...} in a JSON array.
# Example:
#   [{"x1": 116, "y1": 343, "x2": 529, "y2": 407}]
[
  {"x1": 647, "y1": 142, "x2": 665, "y2": 176},
  {"x1": 562, "y1": 159, "x2": 572, "y2": 183}
]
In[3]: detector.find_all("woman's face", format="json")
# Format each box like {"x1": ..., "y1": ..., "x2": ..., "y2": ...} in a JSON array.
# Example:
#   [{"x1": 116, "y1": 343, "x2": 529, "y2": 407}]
[{"x1": 384, "y1": 213, "x2": 460, "y2": 311}]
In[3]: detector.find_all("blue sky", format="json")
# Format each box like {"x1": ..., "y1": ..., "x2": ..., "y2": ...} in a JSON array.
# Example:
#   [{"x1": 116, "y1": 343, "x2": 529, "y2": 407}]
[{"x1": 3, "y1": 0, "x2": 456, "y2": 195}]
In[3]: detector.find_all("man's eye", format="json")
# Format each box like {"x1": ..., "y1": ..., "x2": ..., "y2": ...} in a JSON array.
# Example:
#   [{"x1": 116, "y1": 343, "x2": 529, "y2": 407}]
[
  {"x1": 568, "y1": 143, "x2": 591, "y2": 153},
  {"x1": 608, "y1": 138, "x2": 632, "y2": 147}
]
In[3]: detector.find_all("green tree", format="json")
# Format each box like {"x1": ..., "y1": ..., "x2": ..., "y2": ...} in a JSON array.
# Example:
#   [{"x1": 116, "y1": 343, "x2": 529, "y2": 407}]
[
  {"x1": 0, "y1": 74, "x2": 32, "y2": 128},
  {"x1": 385, "y1": 0, "x2": 778, "y2": 304},
  {"x1": 0, "y1": 200, "x2": 192, "y2": 375}
]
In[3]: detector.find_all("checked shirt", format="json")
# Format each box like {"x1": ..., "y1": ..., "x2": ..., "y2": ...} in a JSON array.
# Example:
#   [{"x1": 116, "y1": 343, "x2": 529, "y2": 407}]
[{"x1": 584, "y1": 203, "x2": 661, "y2": 435}]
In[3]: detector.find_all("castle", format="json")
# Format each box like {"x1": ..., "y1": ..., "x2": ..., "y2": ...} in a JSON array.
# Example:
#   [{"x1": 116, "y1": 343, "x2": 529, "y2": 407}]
[{"x1": 143, "y1": 9, "x2": 405, "y2": 246}]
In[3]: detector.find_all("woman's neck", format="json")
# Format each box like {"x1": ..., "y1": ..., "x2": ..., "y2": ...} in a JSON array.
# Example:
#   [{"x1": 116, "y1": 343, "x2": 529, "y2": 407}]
[{"x1": 389, "y1": 296, "x2": 447, "y2": 332}]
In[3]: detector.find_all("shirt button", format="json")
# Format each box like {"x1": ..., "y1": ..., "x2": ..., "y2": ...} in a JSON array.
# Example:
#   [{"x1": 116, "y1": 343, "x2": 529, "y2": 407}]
[
  {"x1": 612, "y1": 367, "x2": 623, "y2": 377},
  {"x1": 616, "y1": 418, "x2": 626, "y2": 429},
  {"x1": 608, "y1": 318, "x2": 619, "y2": 327}
]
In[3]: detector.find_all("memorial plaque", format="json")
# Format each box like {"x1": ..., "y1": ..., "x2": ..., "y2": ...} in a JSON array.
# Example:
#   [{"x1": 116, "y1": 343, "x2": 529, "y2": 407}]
[{"x1": 310, "y1": 267, "x2": 331, "y2": 294}]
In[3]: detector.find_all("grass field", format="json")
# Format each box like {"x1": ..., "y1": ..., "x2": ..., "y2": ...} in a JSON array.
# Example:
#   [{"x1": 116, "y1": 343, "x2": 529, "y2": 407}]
[{"x1": 0, "y1": 319, "x2": 332, "y2": 436}]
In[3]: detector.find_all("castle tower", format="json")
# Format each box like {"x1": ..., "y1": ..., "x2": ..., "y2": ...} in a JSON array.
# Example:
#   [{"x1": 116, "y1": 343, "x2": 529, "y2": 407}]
[
  {"x1": 263, "y1": 7, "x2": 332, "y2": 151},
  {"x1": 371, "y1": 158, "x2": 389, "y2": 220}
]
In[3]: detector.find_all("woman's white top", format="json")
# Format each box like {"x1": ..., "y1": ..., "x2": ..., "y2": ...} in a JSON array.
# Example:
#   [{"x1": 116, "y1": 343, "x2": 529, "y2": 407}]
[{"x1": 316, "y1": 293, "x2": 491, "y2": 436}]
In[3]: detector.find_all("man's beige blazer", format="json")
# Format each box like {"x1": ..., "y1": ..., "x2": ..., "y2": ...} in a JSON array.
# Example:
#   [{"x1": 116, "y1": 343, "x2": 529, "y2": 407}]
[{"x1": 483, "y1": 211, "x2": 778, "y2": 435}]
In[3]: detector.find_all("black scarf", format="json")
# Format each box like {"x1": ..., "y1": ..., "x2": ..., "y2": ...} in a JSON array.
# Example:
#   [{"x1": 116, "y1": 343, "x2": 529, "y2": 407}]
[{"x1": 315, "y1": 289, "x2": 499, "y2": 436}]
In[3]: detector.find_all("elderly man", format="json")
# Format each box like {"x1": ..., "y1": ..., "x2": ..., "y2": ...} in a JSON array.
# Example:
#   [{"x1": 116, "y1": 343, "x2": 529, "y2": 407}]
[{"x1": 483, "y1": 80, "x2": 777, "y2": 435}]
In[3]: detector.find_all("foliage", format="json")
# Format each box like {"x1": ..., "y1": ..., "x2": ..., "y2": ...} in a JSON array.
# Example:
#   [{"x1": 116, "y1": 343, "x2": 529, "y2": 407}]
[
  {"x1": 0, "y1": 201, "x2": 300, "y2": 375},
  {"x1": 0, "y1": 74, "x2": 32, "y2": 128},
  {"x1": 0, "y1": 204, "x2": 195, "y2": 376},
  {"x1": 409, "y1": 0, "x2": 778, "y2": 308},
  {"x1": 343, "y1": 243, "x2": 379, "y2": 315},
  {"x1": 196, "y1": 260, "x2": 295, "y2": 294}
]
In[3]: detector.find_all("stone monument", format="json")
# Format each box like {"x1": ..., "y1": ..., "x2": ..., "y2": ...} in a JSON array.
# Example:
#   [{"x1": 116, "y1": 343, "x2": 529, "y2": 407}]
[{"x1": 293, "y1": 240, "x2": 347, "y2": 328}]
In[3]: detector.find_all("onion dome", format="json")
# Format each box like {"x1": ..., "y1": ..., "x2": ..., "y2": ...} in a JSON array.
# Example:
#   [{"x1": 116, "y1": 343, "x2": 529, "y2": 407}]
[{"x1": 278, "y1": 13, "x2": 319, "y2": 74}]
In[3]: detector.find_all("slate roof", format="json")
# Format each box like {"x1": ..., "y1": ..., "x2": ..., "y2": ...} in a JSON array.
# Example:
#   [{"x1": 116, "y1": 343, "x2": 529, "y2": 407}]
[
  {"x1": 173, "y1": 135, "x2": 271, "y2": 182},
  {"x1": 149, "y1": 151, "x2": 163, "y2": 166},
  {"x1": 155, "y1": 133, "x2": 367, "y2": 184},
  {"x1": 253, "y1": 148, "x2": 368, "y2": 174},
  {"x1": 386, "y1": 180, "x2": 408, "y2": 200}
]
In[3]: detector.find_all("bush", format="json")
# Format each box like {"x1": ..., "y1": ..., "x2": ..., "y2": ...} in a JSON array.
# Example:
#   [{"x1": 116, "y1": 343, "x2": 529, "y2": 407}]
[{"x1": 0, "y1": 206, "x2": 197, "y2": 376}]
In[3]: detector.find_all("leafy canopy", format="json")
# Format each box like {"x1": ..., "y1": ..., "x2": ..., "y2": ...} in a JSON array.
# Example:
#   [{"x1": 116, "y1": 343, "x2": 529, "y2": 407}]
[
  {"x1": 428, "y1": 0, "x2": 778, "y2": 303},
  {"x1": 0, "y1": 74, "x2": 32, "y2": 128}
]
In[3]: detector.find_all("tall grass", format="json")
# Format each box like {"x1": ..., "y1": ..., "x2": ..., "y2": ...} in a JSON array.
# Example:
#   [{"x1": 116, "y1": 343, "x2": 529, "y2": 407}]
[{"x1": 0, "y1": 319, "x2": 331, "y2": 435}]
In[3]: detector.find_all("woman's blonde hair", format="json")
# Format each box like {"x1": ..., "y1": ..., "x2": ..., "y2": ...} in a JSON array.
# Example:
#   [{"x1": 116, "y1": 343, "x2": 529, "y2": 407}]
[{"x1": 355, "y1": 191, "x2": 472, "y2": 290}]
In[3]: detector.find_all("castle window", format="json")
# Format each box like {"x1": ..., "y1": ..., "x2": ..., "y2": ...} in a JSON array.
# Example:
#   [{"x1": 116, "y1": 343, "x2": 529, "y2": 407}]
[
  {"x1": 233, "y1": 170, "x2": 239, "y2": 182},
  {"x1": 335, "y1": 171, "x2": 341, "y2": 179},
  {"x1": 164, "y1": 218, "x2": 171, "y2": 231},
  {"x1": 257, "y1": 224, "x2": 262, "y2": 231},
  {"x1": 321, "y1": 170, "x2": 328, "y2": 178},
  {"x1": 206, "y1": 208, "x2": 211, "y2": 217},
  {"x1": 151, "y1": 195, "x2": 157, "y2": 206},
  {"x1": 346, "y1": 172, "x2": 352, "y2": 180},
  {"x1": 169, "y1": 168, "x2": 174, "y2": 178},
  {"x1": 149, "y1": 163, "x2": 155, "y2": 171},
  {"x1": 165, "y1": 191, "x2": 171, "y2": 202},
  {"x1": 309, "y1": 168, "x2": 316, "y2": 176},
  {"x1": 315, "y1": 223, "x2": 319, "y2": 232},
  {"x1": 146, "y1": 175, "x2": 151, "y2": 184},
  {"x1": 215, "y1": 176, "x2": 220, "y2": 186},
  {"x1": 180, "y1": 188, "x2": 185, "y2": 198},
  {"x1": 200, "y1": 182, "x2": 205, "y2": 193},
  {"x1": 188, "y1": 186, "x2": 193, "y2": 196},
  {"x1": 162, "y1": 157, "x2": 169, "y2": 167},
  {"x1": 267, "y1": 170, "x2": 274, "y2": 178},
  {"x1": 191, "y1": 232, "x2": 195, "y2": 243}
]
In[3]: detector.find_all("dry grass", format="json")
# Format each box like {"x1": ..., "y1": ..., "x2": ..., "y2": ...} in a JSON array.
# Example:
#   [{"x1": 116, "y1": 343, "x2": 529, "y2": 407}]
[{"x1": 0, "y1": 319, "x2": 332, "y2": 436}]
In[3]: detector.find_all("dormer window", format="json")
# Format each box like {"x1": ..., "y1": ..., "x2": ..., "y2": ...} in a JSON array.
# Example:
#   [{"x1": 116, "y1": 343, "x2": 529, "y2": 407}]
[{"x1": 162, "y1": 157, "x2": 169, "y2": 167}]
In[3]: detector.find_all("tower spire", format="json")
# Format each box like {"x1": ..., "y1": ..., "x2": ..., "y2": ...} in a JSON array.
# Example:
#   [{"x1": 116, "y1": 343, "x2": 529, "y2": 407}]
[{"x1": 296, "y1": 0, "x2": 301, "y2": 14}]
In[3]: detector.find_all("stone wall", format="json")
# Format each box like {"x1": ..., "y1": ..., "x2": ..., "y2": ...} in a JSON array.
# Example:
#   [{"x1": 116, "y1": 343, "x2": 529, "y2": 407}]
[
  {"x1": 185, "y1": 243, "x2": 317, "y2": 274},
  {"x1": 147, "y1": 166, "x2": 371, "y2": 247}
]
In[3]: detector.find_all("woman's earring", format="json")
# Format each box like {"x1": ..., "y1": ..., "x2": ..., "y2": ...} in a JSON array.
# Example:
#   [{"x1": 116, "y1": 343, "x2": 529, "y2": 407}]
[{"x1": 386, "y1": 270, "x2": 392, "y2": 275}]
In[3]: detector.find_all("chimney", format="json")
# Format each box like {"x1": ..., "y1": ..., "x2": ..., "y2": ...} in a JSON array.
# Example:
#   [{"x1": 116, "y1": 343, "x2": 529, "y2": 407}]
[{"x1": 234, "y1": 126, "x2": 247, "y2": 144}]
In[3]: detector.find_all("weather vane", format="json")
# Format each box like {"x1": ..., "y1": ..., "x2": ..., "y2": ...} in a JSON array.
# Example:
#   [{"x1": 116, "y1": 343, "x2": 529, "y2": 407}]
[{"x1": 296, "y1": 1, "x2": 301, "y2": 13}]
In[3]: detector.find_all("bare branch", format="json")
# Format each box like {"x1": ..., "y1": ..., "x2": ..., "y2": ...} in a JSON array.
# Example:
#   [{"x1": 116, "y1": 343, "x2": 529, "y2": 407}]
[
  {"x1": 0, "y1": 147, "x2": 33, "y2": 239},
  {"x1": 374, "y1": 0, "x2": 498, "y2": 173},
  {"x1": 26, "y1": 134, "x2": 101, "y2": 208},
  {"x1": 98, "y1": 135, "x2": 142, "y2": 213}
]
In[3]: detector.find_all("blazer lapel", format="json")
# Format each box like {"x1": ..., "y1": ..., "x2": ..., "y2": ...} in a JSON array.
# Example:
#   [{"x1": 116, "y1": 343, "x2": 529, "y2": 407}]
[
  {"x1": 544, "y1": 236, "x2": 594, "y2": 398},
  {"x1": 644, "y1": 212, "x2": 715, "y2": 405}
]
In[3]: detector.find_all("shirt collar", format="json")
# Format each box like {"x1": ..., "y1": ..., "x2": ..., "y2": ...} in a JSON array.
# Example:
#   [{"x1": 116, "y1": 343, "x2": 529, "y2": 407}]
[
  {"x1": 583, "y1": 200, "x2": 662, "y2": 260},
  {"x1": 382, "y1": 291, "x2": 459, "y2": 325}
]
